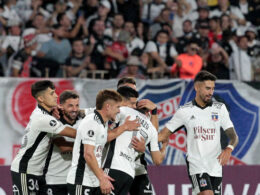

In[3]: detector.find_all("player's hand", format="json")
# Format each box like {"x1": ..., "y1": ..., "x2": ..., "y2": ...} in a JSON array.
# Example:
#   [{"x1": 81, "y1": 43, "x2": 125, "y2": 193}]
[
  {"x1": 100, "y1": 174, "x2": 114, "y2": 194},
  {"x1": 132, "y1": 136, "x2": 145, "y2": 153},
  {"x1": 52, "y1": 105, "x2": 62, "y2": 119},
  {"x1": 123, "y1": 116, "x2": 140, "y2": 131},
  {"x1": 137, "y1": 99, "x2": 156, "y2": 111},
  {"x1": 217, "y1": 148, "x2": 232, "y2": 166}
]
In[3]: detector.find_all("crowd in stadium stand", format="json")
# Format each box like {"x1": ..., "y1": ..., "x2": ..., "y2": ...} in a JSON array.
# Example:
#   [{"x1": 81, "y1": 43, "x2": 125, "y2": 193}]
[{"x1": 0, "y1": 0, "x2": 259, "y2": 80}]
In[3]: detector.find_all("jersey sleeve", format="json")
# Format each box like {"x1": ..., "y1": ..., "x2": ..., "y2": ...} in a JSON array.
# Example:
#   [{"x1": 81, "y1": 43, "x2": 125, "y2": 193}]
[
  {"x1": 31, "y1": 114, "x2": 65, "y2": 134},
  {"x1": 149, "y1": 126, "x2": 160, "y2": 152},
  {"x1": 165, "y1": 108, "x2": 185, "y2": 133},
  {"x1": 220, "y1": 104, "x2": 234, "y2": 131},
  {"x1": 80, "y1": 119, "x2": 99, "y2": 146}
]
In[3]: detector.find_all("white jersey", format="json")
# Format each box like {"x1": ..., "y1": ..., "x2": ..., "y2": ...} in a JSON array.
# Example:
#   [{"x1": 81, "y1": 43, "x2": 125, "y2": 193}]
[
  {"x1": 103, "y1": 107, "x2": 159, "y2": 178},
  {"x1": 67, "y1": 110, "x2": 108, "y2": 187},
  {"x1": 44, "y1": 116, "x2": 83, "y2": 185},
  {"x1": 11, "y1": 106, "x2": 66, "y2": 176},
  {"x1": 165, "y1": 100, "x2": 234, "y2": 177}
]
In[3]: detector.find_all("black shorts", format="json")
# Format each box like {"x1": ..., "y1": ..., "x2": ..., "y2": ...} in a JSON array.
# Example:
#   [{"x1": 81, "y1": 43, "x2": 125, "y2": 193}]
[
  {"x1": 11, "y1": 171, "x2": 45, "y2": 195},
  {"x1": 67, "y1": 183, "x2": 101, "y2": 195},
  {"x1": 44, "y1": 184, "x2": 67, "y2": 195},
  {"x1": 107, "y1": 169, "x2": 133, "y2": 195},
  {"x1": 189, "y1": 173, "x2": 222, "y2": 195},
  {"x1": 129, "y1": 174, "x2": 153, "y2": 195}
]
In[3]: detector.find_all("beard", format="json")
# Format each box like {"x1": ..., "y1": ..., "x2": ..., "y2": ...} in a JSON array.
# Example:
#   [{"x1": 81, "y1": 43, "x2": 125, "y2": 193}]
[{"x1": 63, "y1": 111, "x2": 78, "y2": 121}]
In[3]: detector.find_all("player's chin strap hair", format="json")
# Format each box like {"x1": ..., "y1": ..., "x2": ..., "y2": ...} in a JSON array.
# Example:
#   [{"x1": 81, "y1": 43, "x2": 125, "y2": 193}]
[{"x1": 224, "y1": 127, "x2": 239, "y2": 151}]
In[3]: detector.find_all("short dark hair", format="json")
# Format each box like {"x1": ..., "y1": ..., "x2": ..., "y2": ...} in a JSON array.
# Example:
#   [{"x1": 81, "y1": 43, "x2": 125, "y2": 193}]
[
  {"x1": 194, "y1": 71, "x2": 217, "y2": 83},
  {"x1": 96, "y1": 89, "x2": 122, "y2": 110},
  {"x1": 57, "y1": 12, "x2": 66, "y2": 24},
  {"x1": 117, "y1": 86, "x2": 139, "y2": 100},
  {"x1": 31, "y1": 80, "x2": 55, "y2": 98},
  {"x1": 117, "y1": 77, "x2": 136, "y2": 88},
  {"x1": 59, "y1": 90, "x2": 79, "y2": 104}
]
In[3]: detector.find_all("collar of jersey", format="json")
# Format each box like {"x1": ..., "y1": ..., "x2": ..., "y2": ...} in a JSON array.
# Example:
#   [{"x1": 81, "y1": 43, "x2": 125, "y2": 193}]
[
  {"x1": 38, "y1": 104, "x2": 53, "y2": 115},
  {"x1": 94, "y1": 109, "x2": 105, "y2": 127},
  {"x1": 192, "y1": 99, "x2": 213, "y2": 109}
]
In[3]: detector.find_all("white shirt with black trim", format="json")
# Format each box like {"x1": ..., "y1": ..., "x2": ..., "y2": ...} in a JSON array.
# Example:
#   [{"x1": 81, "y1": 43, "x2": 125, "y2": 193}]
[
  {"x1": 45, "y1": 116, "x2": 83, "y2": 185},
  {"x1": 11, "y1": 106, "x2": 66, "y2": 176},
  {"x1": 103, "y1": 106, "x2": 159, "y2": 178},
  {"x1": 67, "y1": 110, "x2": 108, "y2": 187},
  {"x1": 165, "y1": 100, "x2": 234, "y2": 177}
]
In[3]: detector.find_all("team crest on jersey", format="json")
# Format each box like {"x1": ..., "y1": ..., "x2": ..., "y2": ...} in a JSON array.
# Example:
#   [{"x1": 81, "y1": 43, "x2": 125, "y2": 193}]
[
  {"x1": 211, "y1": 113, "x2": 218, "y2": 121},
  {"x1": 49, "y1": 120, "x2": 57, "y2": 126},
  {"x1": 199, "y1": 178, "x2": 207, "y2": 187},
  {"x1": 88, "y1": 130, "x2": 94, "y2": 137}
]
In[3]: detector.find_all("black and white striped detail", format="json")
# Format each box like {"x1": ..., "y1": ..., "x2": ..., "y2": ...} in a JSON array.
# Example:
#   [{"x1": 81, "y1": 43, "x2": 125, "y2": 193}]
[
  {"x1": 75, "y1": 185, "x2": 83, "y2": 195},
  {"x1": 20, "y1": 173, "x2": 28, "y2": 195}
]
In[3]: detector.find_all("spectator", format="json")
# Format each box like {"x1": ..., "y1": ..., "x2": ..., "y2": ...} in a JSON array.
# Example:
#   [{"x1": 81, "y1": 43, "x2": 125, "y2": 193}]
[
  {"x1": 176, "y1": 20, "x2": 195, "y2": 54},
  {"x1": 220, "y1": 14, "x2": 233, "y2": 32},
  {"x1": 205, "y1": 43, "x2": 229, "y2": 79},
  {"x1": 65, "y1": 38, "x2": 95, "y2": 78},
  {"x1": 0, "y1": 20, "x2": 22, "y2": 58},
  {"x1": 208, "y1": 16, "x2": 222, "y2": 48},
  {"x1": 32, "y1": 13, "x2": 52, "y2": 45},
  {"x1": 229, "y1": 35, "x2": 252, "y2": 81},
  {"x1": 37, "y1": 24, "x2": 72, "y2": 76},
  {"x1": 11, "y1": 28, "x2": 59, "y2": 77},
  {"x1": 245, "y1": 27, "x2": 259, "y2": 58},
  {"x1": 123, "y1": 21, "x2": 144, "y2": 54},
  {"x1": 145, "y1": 30, "x2": 178, "y2": 76},
  {"x1": 195, "y1": 5, "x2": 210, "y2": 28},
  {"x1": 104, "y1": 30, "x2": 129, "y2": 78},
  {"x1": 85, "y1": 19, "x2": 113, "y2": 71},
  {"x1": 210, "y1": 0, "x2": 246, "y2": 27},
  {"x1": 86, "y1": 0, "x2": 113, "y2": 34},
  {"x1": 104, "y1": 13, "x2": 124, "y2": 41},
  {"x1": 0, "y1": 0, "x2": 21, "y2": 27},
  {"x1": 117, "y1": 56, "x2": 146, "y2": 79},
  {"x1": 171, "y1": 40, "x2": 203, "y2": 79},
  {"x1": 56, "y1": 12, "x2": 87, "y2": 40},
  {"x1": 81, "y1": 0, "x2": 99, "y2": 19}
]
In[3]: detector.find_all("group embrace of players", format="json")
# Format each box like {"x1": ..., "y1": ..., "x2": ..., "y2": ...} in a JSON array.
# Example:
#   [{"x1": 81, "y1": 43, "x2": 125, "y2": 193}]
[{"x1": 11, "y1": 71, "x2": 239, "y2": 195}]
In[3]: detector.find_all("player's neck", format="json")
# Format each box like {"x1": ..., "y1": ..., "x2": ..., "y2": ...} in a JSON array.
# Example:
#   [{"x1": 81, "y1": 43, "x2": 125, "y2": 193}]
[
  {"x1": 39, "y1": 103, "x2": 53, "y2": 113},
  {"x1": 63, "y1": 115, "x2": 75, "y2": 125},
  {"x1": 195, "y1": 97, "x2": 207, "y2": 108},
  {"x1": 96, "y1": 110, "x2": 108, "y2": 123}
]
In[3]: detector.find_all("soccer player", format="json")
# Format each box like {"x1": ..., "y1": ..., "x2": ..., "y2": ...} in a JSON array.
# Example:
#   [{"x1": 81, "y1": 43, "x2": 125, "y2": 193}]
[
  {"x1": 102, "y1": 86, "x2": 167, "y2": 195},
  {"x1": 117, "y1": 77, "x2": 159, "y2": 195},
  {"x1": 10, "y1": 80, "x2": 77, "y2": 194},
  {"x1": 67, "y1": 89, "x2": 139, "y2": 195},
  {"x1": 159, "y1": 70, "x2": 239, "y2": 195},
  {"x1": 43, "y1": 90, "x2": 84, "y2": 195}
]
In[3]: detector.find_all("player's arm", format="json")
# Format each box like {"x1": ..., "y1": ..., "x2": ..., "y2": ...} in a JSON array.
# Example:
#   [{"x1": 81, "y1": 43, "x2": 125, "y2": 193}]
[
  {"x1": 158, "y1": 127, "x2": 172, "y2": 143},
  {"x1": 131, "y1": 136, "x2": 146, "y2": 153},
  {"x1": 218, "y1": 127, "x2": 239, "y2": 165},
  {"x1": 58, "y1": 126, "x2": 77, "y2": 138},
  {"x1": 84, "y1": 144, "x2": 114, "y2": 194},
  {"x1": 150, "y1": 141, "x2": 167, "y2": 165},
  {"x1": 53, "y1": 137, "x2": 74, "y2": 153},
  {"x1": 107, "y1": 116, "x2": 140, "y2": 142}
]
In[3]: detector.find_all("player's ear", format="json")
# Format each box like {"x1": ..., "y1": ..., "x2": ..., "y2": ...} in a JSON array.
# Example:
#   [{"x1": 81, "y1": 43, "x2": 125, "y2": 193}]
[
  {"x1": 37, "y1": 95, "x2": 44, "y2": 103},
  {"x1": 194, "y1": 82, "x2": 199, "y2": 92}
]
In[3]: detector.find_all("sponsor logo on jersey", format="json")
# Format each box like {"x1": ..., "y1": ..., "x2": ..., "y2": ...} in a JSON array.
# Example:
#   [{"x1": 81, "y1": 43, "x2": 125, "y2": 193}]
[
  {"x1": 199, "y1": 178, "x2": 207, "y2": 187},
  {"x1": 119, "y1": 151, "x2": 133, "y2": 162},
  {"x1": 87, "y1": 130, "x2": 94, "y2": 137},
  {"x1": 49, "y1": 120, "x2": 57, "y2": 127},
  {"x1": 190, "y1": 115, "x2": 195, "y2": 120}
]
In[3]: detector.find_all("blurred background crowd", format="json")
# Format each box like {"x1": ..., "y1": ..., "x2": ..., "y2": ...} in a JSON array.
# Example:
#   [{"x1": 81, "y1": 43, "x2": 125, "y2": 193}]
[{"x1": 0, "y1": 0, "x2": 259, "y2": 80}]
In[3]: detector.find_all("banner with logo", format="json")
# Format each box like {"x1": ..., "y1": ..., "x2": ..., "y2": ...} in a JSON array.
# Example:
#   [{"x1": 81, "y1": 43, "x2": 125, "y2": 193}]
[{"x1": 0, "y1": 78, "x2": 260, "y2": 166}]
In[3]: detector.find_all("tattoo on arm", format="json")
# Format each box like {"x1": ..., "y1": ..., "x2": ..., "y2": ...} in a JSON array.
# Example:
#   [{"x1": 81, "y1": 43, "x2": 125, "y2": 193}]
[{"x1": 225, "y1": 127, "x2": 239, "y2": 148}]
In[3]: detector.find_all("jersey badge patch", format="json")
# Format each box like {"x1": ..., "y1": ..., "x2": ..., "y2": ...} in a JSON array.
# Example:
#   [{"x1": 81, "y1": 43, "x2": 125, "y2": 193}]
[
  {"x1": 211, "y1": 114, "x2": 218, "y2": 121},
  {"x1": 88, "y1": 130, "x2": 94, "y2": 137},
  {"x1": 199, "y1": 178, "x2": 207, "y2": 187},
  {"x1": 49, "y1": 120, "x2": 57, "y2": 127}
]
